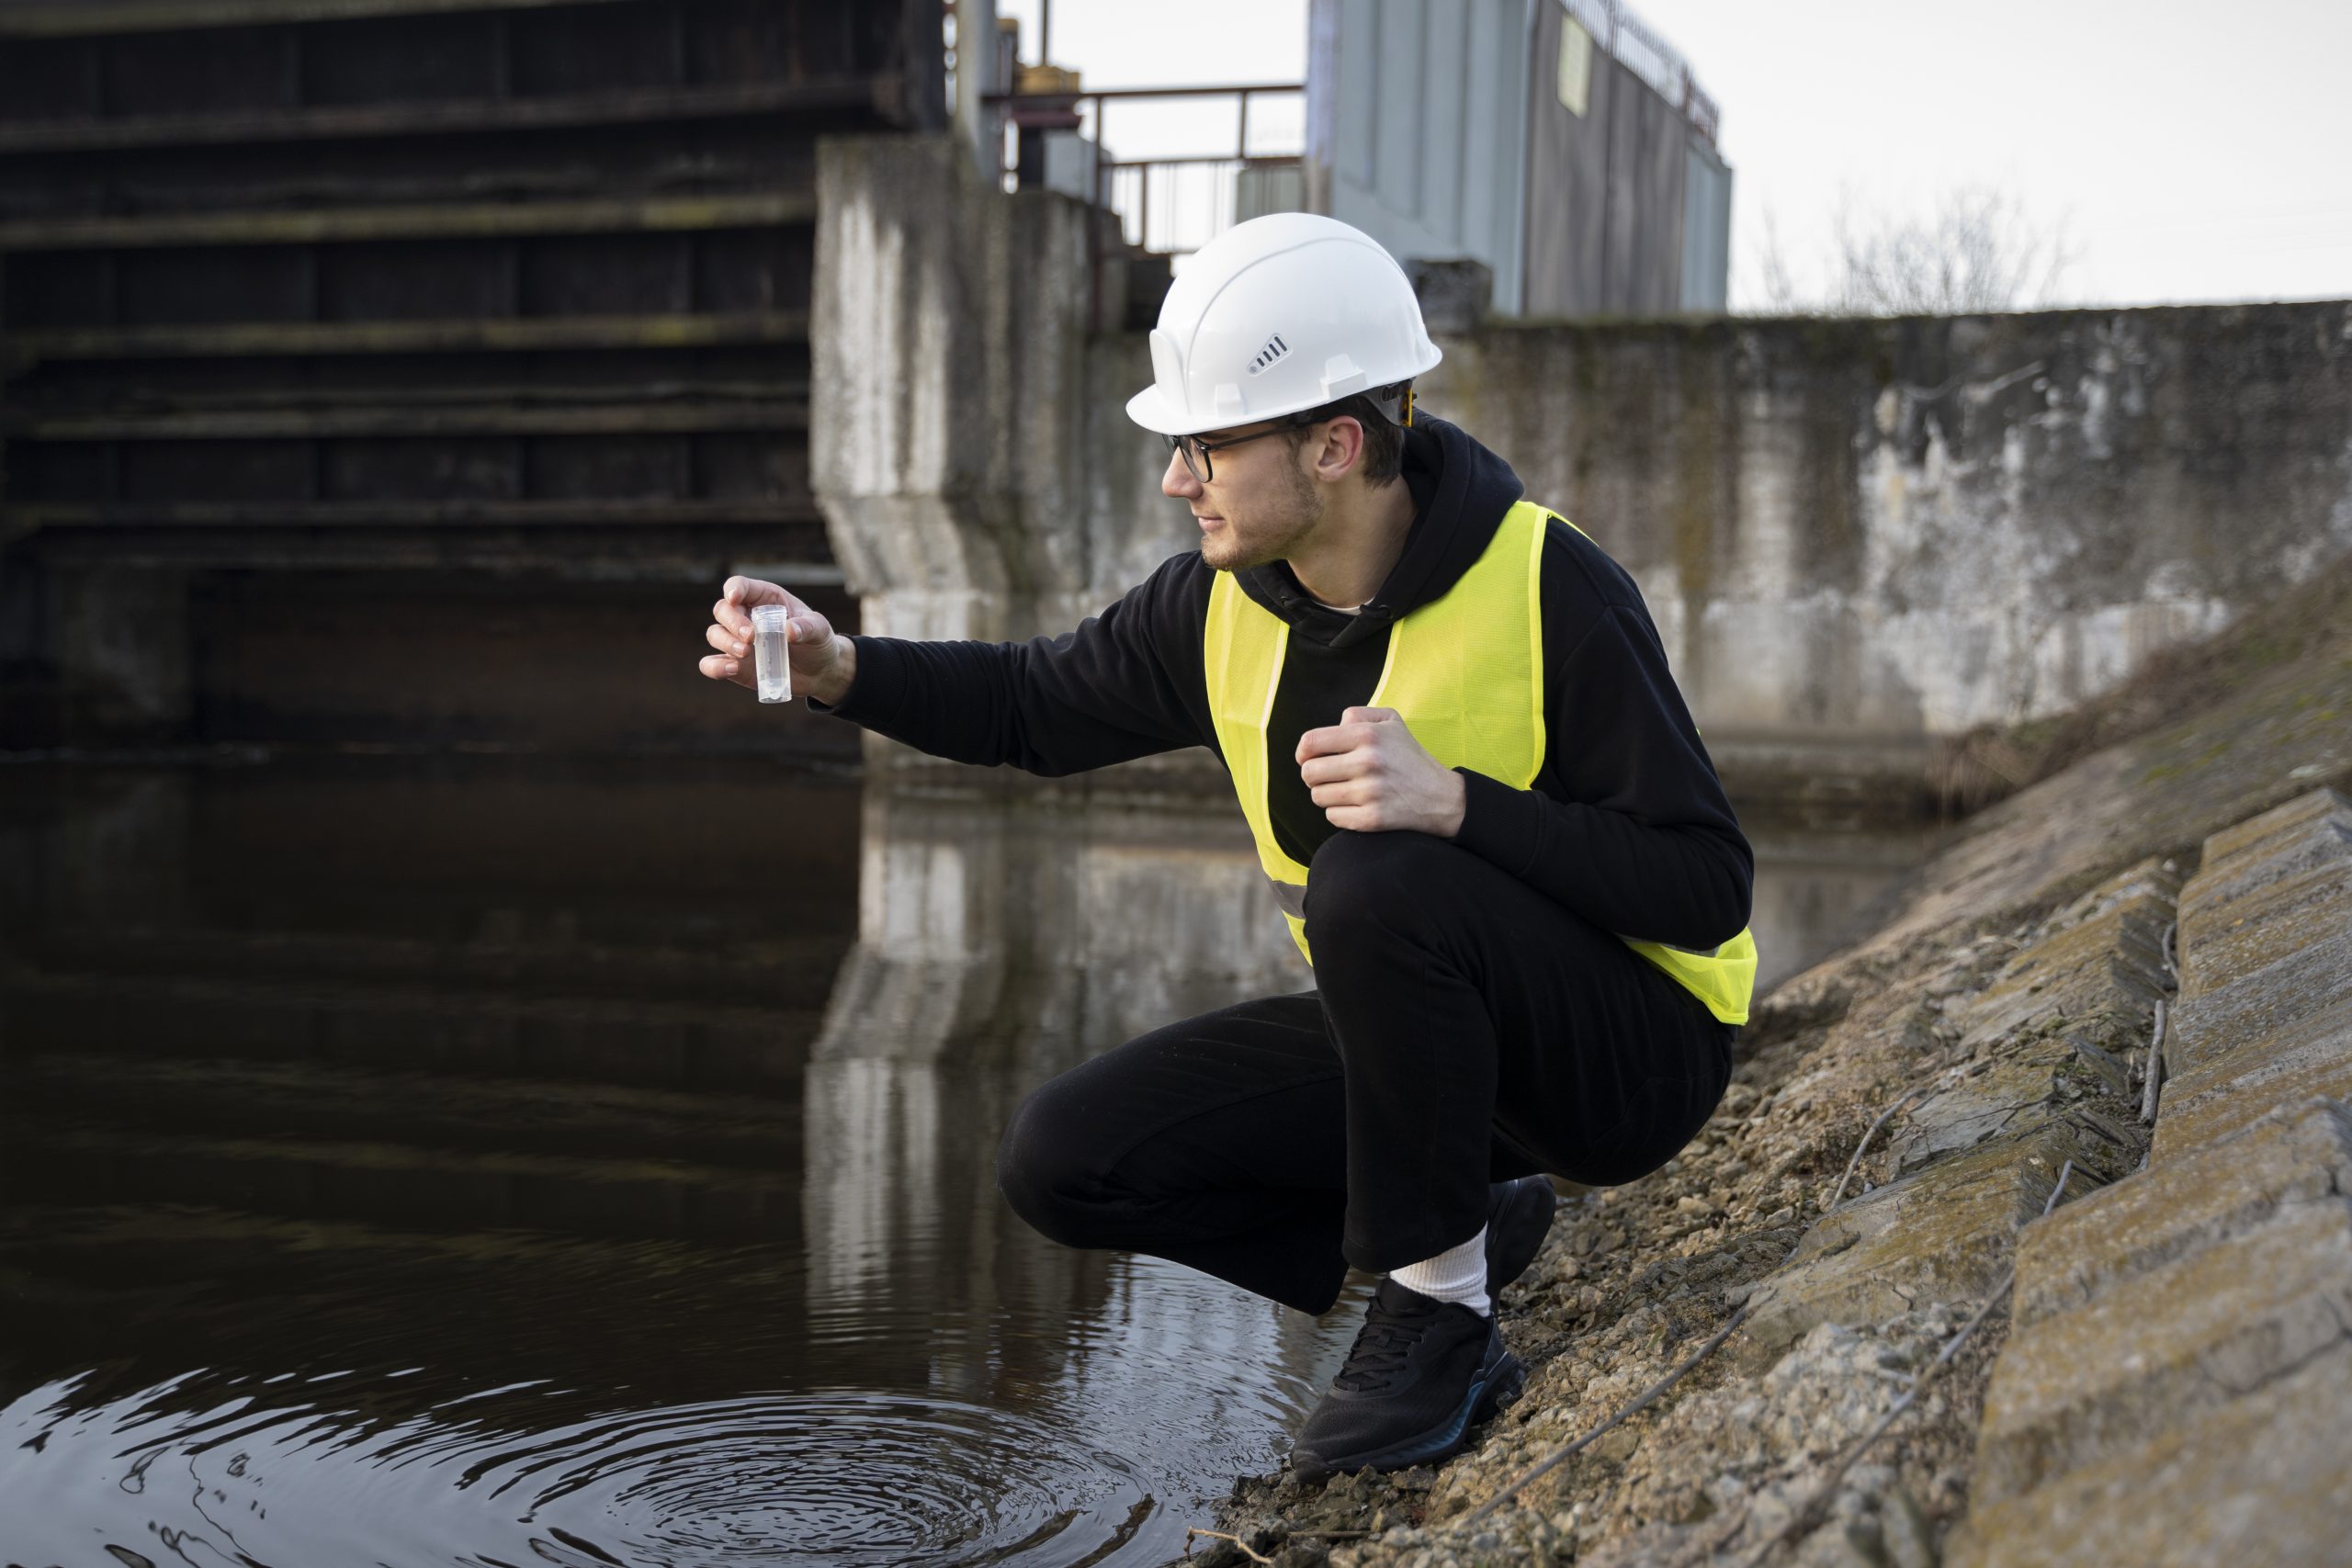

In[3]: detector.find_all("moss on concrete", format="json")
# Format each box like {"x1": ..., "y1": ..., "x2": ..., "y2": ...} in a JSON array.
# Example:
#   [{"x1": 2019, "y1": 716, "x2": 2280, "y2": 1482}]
[{"x1": 1200, "y1": 570, "x2": 2352, "y2": 1568}]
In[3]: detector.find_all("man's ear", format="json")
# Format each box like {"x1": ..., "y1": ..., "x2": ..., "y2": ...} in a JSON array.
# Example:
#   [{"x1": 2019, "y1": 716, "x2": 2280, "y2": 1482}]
[{"x1": 1312, "y1": 415, "x2": 1366, "y2": 482}]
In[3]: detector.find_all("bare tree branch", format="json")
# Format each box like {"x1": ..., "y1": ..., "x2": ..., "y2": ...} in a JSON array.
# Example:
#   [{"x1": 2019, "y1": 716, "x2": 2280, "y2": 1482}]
[{"x1": 1758, "y1": 184, "x2": 2080, "y2": 316}]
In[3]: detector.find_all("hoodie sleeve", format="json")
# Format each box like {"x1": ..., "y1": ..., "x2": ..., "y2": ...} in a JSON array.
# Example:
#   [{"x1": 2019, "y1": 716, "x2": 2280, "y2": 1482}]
[
  {"x1": 817, "y1": 553, "x2": 1213, "y2": 775},
  {"x1": 1449, "y1": 551, "x2": 1754, "y2": 951}
]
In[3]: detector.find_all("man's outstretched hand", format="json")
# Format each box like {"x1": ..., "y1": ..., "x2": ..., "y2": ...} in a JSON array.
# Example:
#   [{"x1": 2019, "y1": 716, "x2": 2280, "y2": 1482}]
[
  {"x1": 699, "y1": 576, "x2": 859, "y2": 706},
  {"x1": 1295, "y1": 706, "x2": 1466, "y2": 837}
]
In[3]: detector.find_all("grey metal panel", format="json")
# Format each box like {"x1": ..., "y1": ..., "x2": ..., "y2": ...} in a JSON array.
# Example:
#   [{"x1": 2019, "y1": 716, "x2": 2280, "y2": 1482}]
[
  {"x1": 1680, "y1": 138, "x2": 1730, "y2": 312},
  {"x1": 1316, "y1": 0, "x2": 1610, "y2": 318},
  {"x1": 1523, "y1": 0, "x2": 1601, "y2": 316},
  {"x1": 1419, "y1": 0, "x2": 1468, "y2": 246},
  {"x1": 1334, "y1": 0, "x2": 1377, "y2": 190},
  {"x1": 1491, "y1": 0, "x2": 1534, "y2": 315},
  {"x1": 1523, "y1": 2, "x2": 1694, "y2": 317},
  {"x1": 1612, "y1": 51, "x2": 1686, "y2": 315},
  {"x1": 1375, "y1": 0, "x2": 1421, "y2": 219},
  {"x1": 1459, "y1": 0, "x2": 1506, "y2": 275}
]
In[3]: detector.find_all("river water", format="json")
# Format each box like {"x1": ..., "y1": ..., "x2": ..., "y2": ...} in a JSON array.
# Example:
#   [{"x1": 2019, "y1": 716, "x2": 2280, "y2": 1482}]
[{"x1": 0, "y1": 756, "x2": 1924, "y2": 1567}]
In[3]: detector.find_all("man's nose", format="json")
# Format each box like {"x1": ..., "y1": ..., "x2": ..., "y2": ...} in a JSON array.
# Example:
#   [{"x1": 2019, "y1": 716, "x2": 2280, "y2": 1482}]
[{"x1": 1161, "y1": 448, "x2": 1202, "y2": 500}]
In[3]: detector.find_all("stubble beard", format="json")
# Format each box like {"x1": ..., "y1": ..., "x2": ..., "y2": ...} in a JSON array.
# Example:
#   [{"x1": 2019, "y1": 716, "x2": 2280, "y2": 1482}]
[{"x1": 1200, "y1": 456, "x2": 1325, "y2": 573}]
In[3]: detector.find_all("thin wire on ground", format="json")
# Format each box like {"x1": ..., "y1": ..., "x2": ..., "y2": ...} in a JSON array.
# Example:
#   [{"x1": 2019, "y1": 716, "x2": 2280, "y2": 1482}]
[
  {"x1": 1457, "y1": 1302, "x2": 1754, "y2": 1531},
  {"x1": 1730, "y1": 1157, "x2": 2075, "y2": 1568},
  {"x1": 1825, "y1": 1085, "x2": 1926, "y2": 1211},
  {"x1": 1459, "y1": 1071, "x2": 1940, "y2": 1536}
]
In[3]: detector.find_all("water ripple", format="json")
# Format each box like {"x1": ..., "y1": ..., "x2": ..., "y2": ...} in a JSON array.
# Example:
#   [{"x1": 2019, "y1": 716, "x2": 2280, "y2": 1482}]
[
  {"x1": 464, "y1": 1393, "x2": 1155, "y2": 1564},
  {"x1": 1, "y1": 1377, "x2": 1160, "y2": 1568}
]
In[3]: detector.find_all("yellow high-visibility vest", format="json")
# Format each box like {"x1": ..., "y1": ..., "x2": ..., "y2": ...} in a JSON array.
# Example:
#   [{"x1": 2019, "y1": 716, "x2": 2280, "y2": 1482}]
[{"x1": 1202, "y1": 498, "x2": 1758, "y2": 1025}]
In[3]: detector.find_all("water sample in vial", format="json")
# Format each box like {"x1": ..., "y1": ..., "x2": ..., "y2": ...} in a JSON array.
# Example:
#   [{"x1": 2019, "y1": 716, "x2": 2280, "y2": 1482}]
[{"x1": 750, "y1": 604, "x2": 793, "y2": 704}]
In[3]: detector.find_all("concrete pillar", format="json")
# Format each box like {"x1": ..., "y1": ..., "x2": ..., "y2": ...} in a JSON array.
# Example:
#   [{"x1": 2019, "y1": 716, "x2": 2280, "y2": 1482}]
[{"x1": 810, "y1": 134, "x2": 1102, "y2": 649}]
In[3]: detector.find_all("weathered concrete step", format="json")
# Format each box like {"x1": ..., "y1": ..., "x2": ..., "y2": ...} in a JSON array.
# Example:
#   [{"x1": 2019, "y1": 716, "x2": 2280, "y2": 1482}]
[
  {"x1": 1973, "y1": 1196, "x2": 2352, "y2": 1503},
  {"x1": 2150, "y1": 788, "x2": 2352, "y2": 1159},
  {"x1": 1957, "y1": 860, "x2": 2178, "y2": 1053},
  {"x1": 1737, "y1": 1122, "x2": 2120, "y2": 1368},
  {"x1": 2172, "y1": 789, "x2": 2351, "y2": 1018},
  {"x1": 2166, "y1": 929, "x2": 2352, "y2": 1089},
  {"x1": 2014, "y1": 1096, "x2": 2352, "y2": 1328},
  {"x1": 1735, "y1": 864, "x2": 2181, "y2": 1364},
  {"x1": 2197, "y1": 785, "x2": 2352, "y2": 878},
  {"x1": 2175, "y1": 788, "x2": 2351, "y2": 1002},
  {"x1": 1950, "y1": 1343, "x2": 2352, "y2": 1568},
  {"x1": 2154, "y1": 995, "x2": 2352, "y2": 1160},
  {"x1": 2177, "y1": 864, "x2": 2352, "y2": 1011},
  {"x1": 1890, "y1": 1028, "x2": 2132, "y2": 1175}
]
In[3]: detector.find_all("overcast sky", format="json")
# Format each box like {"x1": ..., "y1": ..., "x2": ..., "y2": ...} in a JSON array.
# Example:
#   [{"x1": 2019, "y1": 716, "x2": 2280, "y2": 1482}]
[{"x1": 988, "y1": 0, "x2": 2352, "y2": 312}]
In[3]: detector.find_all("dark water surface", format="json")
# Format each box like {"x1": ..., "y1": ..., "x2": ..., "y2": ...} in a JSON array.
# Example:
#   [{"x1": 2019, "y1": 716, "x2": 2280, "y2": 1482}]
[{"x1": 0, "y1": 758, "x2": 1923, "y2": 1567}]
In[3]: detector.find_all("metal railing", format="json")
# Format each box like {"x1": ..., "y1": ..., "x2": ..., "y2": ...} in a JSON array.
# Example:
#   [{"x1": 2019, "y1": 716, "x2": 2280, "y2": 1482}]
[{"x1": 985, "y1": 83, "x2": 1306, "y2": 254}]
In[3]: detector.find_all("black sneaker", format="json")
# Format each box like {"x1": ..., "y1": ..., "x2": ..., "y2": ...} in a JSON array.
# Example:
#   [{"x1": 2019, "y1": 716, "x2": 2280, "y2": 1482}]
[
  {"x1": 1291, "y1": 1280, "x2": 1526, "y2": 1483},
  {"x1": 1487, "y1": 1175, "x2": 1559, "y2": 1297}
]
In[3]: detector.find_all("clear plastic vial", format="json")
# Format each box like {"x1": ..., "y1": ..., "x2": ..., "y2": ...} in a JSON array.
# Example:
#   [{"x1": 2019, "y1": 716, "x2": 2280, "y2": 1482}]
[{"x1": 750, "y1": 604, "x2": 793, "y2": 704}]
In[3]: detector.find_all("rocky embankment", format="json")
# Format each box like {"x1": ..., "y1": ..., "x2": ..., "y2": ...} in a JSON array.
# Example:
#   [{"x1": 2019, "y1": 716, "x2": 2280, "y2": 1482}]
[{"x1": 1196, "y1": 568, "x2": 2352, "y2": 1567}]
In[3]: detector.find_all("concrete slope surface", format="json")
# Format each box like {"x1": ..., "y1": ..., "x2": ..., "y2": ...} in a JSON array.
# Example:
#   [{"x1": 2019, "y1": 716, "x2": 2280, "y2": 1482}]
[{"x1": 1195, "y1": 569, "x2": 2352, "y2": 1566}]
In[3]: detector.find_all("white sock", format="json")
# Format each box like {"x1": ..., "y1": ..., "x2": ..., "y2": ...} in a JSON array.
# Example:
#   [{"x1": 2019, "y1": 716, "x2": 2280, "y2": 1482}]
[{"x1": 1390, "y1": 1226, "x2": 1490, "y2": 1317}]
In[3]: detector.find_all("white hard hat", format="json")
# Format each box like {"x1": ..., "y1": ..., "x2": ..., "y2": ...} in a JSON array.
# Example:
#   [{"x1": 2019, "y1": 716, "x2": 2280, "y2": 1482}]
[{"x1": 1125, "y1": 213, "x2": 1442, "y2": 437}]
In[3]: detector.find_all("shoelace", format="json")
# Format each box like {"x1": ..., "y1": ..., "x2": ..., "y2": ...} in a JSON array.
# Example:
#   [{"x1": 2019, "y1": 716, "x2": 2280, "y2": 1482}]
[{"x1": 1332, "y1": 1296, "x2": 1440, "y2": 1392}]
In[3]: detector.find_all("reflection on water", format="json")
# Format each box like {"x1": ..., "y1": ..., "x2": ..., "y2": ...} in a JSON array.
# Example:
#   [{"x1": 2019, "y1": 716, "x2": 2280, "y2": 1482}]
[
  {"x1": 0, "y1": 760, "x2": 1341, "y2": 1567},
  {"x1": 1747, "y1": 825, "x2": 1938, "y2": 993},
  {"x1": 0, "y1": 758, "x2": 1921, "y2": 1566}
]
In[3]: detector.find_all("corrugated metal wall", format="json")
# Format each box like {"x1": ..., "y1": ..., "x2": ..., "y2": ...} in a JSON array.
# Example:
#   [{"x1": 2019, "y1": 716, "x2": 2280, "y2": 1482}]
[
  {"x1": 1306, "y1": 0, "x2": 1730, "y2": 319},
  {"x1": 1306, "y1": 0, "x2": 1533, "y2": 315}
]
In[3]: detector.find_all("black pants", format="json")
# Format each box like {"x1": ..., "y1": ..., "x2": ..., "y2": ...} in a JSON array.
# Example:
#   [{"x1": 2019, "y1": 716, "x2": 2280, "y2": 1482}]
[{"x1": 995, "y1": 829, "x2": 1737, "y2": 1315}]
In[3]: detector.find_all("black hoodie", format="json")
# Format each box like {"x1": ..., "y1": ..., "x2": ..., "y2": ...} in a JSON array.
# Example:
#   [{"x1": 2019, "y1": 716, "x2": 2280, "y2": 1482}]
[{"x1": 822, "y1": 417, "x2": 1753, "y2": 952}]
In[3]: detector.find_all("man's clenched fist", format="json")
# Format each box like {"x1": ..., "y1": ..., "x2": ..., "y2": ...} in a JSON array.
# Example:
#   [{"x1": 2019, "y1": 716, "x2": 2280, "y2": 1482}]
[{"x1": 1295, "y1": 706, "x2": 1466, "y2": 837}]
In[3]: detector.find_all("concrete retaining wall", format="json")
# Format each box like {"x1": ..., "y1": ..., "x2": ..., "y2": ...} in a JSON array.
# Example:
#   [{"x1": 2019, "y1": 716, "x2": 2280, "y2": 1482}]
[{"x1": 814, "y1": 135, "x2": 2352, "y2": 766}]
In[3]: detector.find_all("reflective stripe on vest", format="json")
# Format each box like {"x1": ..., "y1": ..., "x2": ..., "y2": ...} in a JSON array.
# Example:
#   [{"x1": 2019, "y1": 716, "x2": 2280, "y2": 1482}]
[{"x1": 1202, "y1": 498, "x2": 1758, "y2": 1027}]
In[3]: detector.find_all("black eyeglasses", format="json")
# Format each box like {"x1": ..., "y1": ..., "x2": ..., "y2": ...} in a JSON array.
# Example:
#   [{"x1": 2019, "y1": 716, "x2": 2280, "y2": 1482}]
[{"x1": 1165, "y1": 414, "x2": 1316, "y2": 484}]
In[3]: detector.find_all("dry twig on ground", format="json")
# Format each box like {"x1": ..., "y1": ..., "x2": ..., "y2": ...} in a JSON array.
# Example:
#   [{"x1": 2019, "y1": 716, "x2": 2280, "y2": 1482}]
[{"x1": 1184, "y1": 1527, "x2": 1274, "y2": 1564}]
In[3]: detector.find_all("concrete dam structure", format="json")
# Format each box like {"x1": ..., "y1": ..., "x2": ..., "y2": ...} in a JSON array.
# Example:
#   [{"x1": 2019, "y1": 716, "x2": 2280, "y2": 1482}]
[
  {"x1": 6, "y1": 85, "x2": 2347, "y2": 772},
  {"x1": 814, "y1": 136, "x2": 2352, "y2": 795},
  {"x1": 0, "y1": 0, "x2": 947, "y2": 754}
]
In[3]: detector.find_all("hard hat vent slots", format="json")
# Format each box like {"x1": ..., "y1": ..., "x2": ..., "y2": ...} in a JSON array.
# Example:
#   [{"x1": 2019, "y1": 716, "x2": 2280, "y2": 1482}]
[{"x1": 1247, "y1": 334, "x2": 1291, "y2": 377}]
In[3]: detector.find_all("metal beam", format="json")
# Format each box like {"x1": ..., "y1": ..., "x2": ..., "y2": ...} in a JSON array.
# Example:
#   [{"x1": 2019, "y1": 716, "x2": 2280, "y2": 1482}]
[
  {"x1": 0, "y1": 78, "x2": 903, "y2": 156},
  {"x1": 10, "y1": 500, "x2": 824, "y2": 531},
  {"x1": 17, "y1": 526, "x2": 839, "y2": 577},
  {"x1": 6, "y1": 312, "x2": 810, "y2": 364},
  {"x1": 0, "y1": 0, "x2": 639, "y2": 39},
  {"x1": 7, "y1": 400, "x2": 808, "y2": 440},
  {"x1": 0, "y1": 192, "x2": 814, "y2": 253}
]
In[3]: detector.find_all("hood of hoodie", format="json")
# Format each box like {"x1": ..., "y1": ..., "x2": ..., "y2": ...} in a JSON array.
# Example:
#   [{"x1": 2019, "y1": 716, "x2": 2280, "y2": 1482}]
[{"x1": 1232, "y1": 414, "x2": 1525, "y2": 649}]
